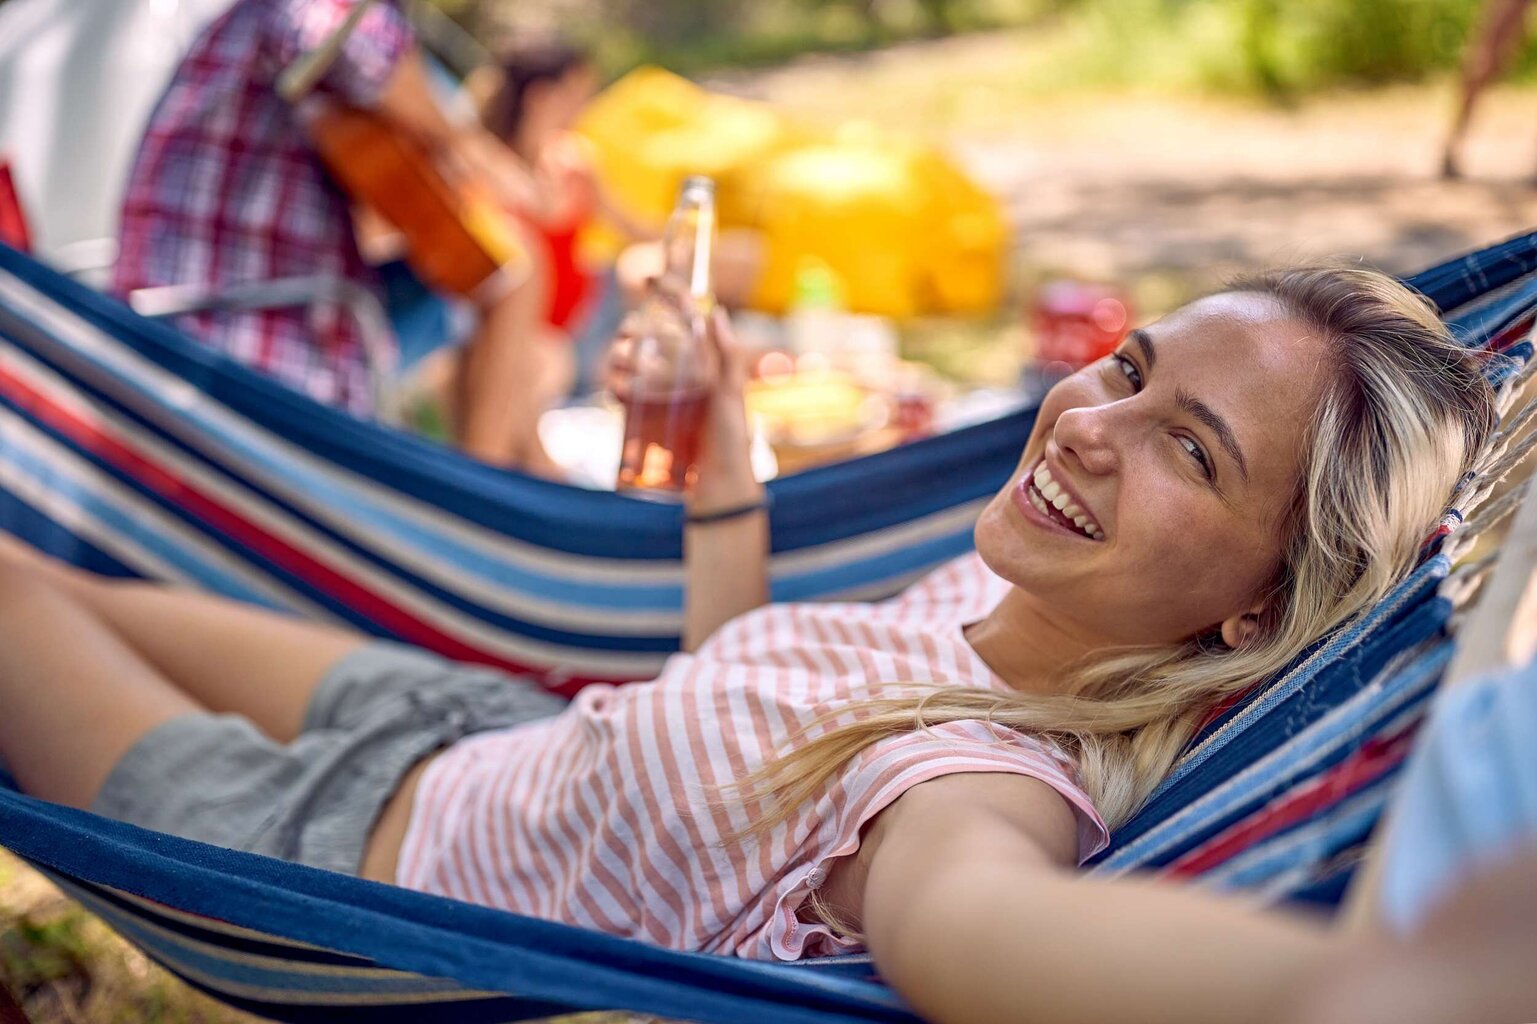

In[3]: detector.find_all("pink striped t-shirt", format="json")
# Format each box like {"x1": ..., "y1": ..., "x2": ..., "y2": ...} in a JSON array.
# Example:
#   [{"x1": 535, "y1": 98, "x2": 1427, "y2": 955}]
[{"x1": 396, "y1": 553, "x2": 1109, "y2": 960}]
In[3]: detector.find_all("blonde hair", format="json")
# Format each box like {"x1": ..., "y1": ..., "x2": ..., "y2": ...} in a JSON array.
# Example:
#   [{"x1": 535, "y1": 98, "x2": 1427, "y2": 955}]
[{"x1": 735, "y1": 265, "x2": 1496, "y2": 843}]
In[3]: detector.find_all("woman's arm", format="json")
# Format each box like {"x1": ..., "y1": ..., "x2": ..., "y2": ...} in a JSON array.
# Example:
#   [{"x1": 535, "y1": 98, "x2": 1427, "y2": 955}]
[
  {"x1": 607, "y1": 301, "x2": 768, "y2": 650},
  {"x1": 683, "y1": 490, "x2": 768, "y2": 651},
  {"x1": 854, "y1": 775, "x2": 1336, "y2": 1024},
  {"x1": 683, "y1": 306, "x2": 768, "y2": 650}
]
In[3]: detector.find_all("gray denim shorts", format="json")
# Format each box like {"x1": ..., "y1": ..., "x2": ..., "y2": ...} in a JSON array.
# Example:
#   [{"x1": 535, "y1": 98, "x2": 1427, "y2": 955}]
[{"x1": 91, "y1": 642, "x2": 565, "y2": 875}]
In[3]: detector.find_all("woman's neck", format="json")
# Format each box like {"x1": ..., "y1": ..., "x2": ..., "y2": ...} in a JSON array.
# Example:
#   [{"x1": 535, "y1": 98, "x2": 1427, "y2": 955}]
[{"x1": 964, "y1": 588, "x2": 1103, "y2": 696}]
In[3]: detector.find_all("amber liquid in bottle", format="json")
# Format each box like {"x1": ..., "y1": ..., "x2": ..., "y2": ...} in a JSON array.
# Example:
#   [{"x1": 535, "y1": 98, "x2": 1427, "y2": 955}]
[
  {"x1": 616, "y1": 387, "x2": 711, "y2": 492},
  {"x1": 615, "y1": 176, "x2": 717, "y2": 497}
]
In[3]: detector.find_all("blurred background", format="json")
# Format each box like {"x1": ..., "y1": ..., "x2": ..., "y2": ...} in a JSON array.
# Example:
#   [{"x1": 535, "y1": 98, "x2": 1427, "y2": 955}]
[
  {"x1": 6, "y1": 0, "x2": 1537, "y2": 404},
  {"x1": 1, "y1": 0, "x2": 1537, "y2": 1018}
]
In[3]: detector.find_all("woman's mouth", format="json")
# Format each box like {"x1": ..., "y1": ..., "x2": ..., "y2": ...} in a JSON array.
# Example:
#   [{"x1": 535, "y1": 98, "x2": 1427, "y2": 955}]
[{"x1": 1013, "y1": 461, "x2": 1105, "y2": 541}]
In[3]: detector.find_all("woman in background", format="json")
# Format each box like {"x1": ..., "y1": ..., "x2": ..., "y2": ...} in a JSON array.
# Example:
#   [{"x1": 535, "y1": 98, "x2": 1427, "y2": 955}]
[{"x1": 477, "y1": 41, "x2": 650, "y2": 400}]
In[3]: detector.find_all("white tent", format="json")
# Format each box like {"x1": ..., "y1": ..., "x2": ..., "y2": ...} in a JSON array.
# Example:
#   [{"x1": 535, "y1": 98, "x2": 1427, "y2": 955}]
[{"x1": 0, "y1": 0, "x2": 233, "y2": 272}]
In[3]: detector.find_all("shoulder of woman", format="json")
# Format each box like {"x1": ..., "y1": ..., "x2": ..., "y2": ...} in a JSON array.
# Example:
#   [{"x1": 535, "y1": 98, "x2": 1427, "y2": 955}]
[
  {"x1": 848, "y1": 774, "x2": 1079, "y2": 900},
  {"x1": 846, "y1": 723, "x2": 1108, "y2": 864},
  {"x1": 816, "y1": 771, "x2": 1078, "y2": 946}
]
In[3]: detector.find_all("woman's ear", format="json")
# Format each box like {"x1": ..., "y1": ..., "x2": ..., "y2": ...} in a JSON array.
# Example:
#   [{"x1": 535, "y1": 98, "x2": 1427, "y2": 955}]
[{"x1": 1219, "y1": 604, "x2": 1266, "y2": 650}]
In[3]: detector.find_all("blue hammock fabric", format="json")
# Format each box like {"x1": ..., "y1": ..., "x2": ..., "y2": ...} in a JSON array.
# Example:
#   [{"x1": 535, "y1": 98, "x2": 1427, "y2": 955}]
[
  {"x1": 0, "y1": 243, "x2": 1016, "y2": 694},
  {"x1": 0, "y1": 232, "x2": 1532, "y2": 1022}
]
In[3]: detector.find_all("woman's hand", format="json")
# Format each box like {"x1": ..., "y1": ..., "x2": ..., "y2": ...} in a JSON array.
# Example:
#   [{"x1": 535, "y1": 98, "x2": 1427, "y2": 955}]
[
  {"x1": 606, "y1": 284, "x2": 770, "y2": 650},
  {"x1": 605, "y1": 284, "x2": 760, "y2": 507},
  {"x1": 690, "y1": 303, "x2": 761, "y2": 512},
  {"x1": 679, "y1": 300, "x2": 767, "y2": 652}
]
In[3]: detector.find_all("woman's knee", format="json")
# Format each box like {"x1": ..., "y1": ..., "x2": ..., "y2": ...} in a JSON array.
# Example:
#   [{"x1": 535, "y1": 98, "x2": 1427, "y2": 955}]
[{"x1": 0, "y1": 557, "x2": 63, "y2": 611}]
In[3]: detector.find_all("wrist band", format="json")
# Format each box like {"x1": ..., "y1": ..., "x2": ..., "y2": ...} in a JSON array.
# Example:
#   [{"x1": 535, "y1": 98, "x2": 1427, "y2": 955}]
[{"x1": 686, "y1": 496, "x2": 771, "y2": 525}]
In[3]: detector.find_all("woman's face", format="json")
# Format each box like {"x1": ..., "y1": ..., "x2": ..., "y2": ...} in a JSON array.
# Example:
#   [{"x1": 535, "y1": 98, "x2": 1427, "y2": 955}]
[
  {"x1": 528, "y1": 63, "x2": 599, "y2": 135},
  {"x1": 974, "y1": 291, "x2": 1334, "y2": 648}
]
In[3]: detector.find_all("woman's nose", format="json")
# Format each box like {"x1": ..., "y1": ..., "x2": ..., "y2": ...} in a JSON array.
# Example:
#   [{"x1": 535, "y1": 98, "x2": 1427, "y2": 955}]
[{"x1": 1053, "y1": 403, "x2": 1119, "y2": 476}]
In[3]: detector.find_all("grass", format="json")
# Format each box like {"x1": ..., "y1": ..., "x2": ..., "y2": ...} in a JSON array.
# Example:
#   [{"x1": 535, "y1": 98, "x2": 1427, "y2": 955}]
[
  {"x1": 0, "y1": 852, "x2": 655, "y2": 1023},
  {"x1": 0, "y1": 851, "x2": 259, "y2": 1023}
]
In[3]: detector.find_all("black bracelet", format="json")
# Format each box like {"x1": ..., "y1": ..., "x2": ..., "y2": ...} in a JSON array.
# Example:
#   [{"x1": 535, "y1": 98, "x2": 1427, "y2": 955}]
[{"x1": 685, "y1": 496, "x2": 771, "y2": 525}]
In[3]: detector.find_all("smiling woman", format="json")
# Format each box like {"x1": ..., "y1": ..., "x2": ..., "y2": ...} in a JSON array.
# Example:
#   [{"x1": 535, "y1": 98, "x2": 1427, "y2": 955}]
[
  {"x1": 978, "y1": 288, "x2": 1335, "y2": 657},
  {"x1": 741, "y1": 265, "x2": 1494, "y2": 840},
  {"x1": 0, "y1": 264, "x2": 1500, "y2": 1024}
]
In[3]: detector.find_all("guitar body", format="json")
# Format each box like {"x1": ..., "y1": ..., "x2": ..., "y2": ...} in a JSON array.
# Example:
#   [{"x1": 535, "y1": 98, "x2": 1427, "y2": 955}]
[{"x1": 308, "y1": 106, "x2": 524, "y2": 299}]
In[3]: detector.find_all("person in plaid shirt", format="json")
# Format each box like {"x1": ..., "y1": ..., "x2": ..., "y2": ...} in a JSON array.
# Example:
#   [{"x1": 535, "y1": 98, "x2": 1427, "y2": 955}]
[
  {"x1": 112, "y1": 0, "x2": 424, "y2": 414},
  {"x1": 112, "y1": 0, "x2": 561, "y2": 474}
]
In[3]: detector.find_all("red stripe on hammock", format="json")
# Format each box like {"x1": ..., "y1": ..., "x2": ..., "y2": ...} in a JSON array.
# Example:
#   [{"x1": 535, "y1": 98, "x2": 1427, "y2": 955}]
[
  {"x1": 0, "y1": 358, "x2": 615, "y2": 696},
  {"x1": 0, "y1": 161, "x2": 30, "y2": 254},
  {"x1": 1161, "y1": 727, "x2": 1417, "y2": 878},
  {"x1": 1492, "y1": 311, "x2": 1536, "y2": 352}
]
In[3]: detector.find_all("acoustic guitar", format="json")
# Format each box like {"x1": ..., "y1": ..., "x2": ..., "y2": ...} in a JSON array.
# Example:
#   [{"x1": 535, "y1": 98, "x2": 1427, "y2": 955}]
[
  {"x1": 279, "y1": 0, "x2": 526, "y2": 301},
  {"x1": 306, "y1": 106, "x2": 527, "y2": 300}
]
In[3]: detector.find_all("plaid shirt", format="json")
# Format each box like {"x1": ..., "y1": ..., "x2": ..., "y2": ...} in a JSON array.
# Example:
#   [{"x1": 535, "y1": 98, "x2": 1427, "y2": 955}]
[{"x1": 112, "y1": 0, "x2": 412, "y2": 414}]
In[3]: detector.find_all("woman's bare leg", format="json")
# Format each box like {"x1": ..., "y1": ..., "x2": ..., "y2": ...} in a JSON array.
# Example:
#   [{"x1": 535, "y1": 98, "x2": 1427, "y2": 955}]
[
  {"x1": 0, "y1": 566, "x2": 205, "y2": 808},
  {"x1": 0, "y1": 537, "x2": 363, "y2": 743}
]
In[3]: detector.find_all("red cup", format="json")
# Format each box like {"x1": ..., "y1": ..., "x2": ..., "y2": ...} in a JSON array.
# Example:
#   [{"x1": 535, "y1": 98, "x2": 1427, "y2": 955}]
[{"x1": 1030, "y1": 281, "x2": 1133, "y2": 372}]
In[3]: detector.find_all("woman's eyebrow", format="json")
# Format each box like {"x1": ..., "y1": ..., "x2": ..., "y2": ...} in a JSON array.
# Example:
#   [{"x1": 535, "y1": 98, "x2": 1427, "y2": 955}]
[
  {"x1": 1131, "y1": 328, "x2": 1155, "y2": 370},
  {"x1": 1175, "y1": 387, "x2": 1250, "y2": 484},
  {"x1": 1133, "y1": 328, "x2": 1250, "y2": 483}
]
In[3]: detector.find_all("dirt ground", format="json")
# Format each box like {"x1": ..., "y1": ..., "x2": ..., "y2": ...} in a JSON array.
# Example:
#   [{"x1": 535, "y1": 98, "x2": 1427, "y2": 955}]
[{"x1": 713, "y1": 31, "x2": 1537, "y2": 292}]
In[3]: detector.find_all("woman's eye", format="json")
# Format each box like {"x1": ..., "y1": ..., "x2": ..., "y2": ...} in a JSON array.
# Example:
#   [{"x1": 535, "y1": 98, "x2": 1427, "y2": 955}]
[
  {"x1": 1179, "y1": 436, "x2": 1214, "y2": 480},
  {"x1": 1111, "y1": 353, "x2": 1142, "y2": 390}
]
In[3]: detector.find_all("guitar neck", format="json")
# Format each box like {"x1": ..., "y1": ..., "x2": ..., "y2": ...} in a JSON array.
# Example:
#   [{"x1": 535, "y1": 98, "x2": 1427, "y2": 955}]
[{"x1": 276, "y1": 0, "x2": 382, "y2": 104}]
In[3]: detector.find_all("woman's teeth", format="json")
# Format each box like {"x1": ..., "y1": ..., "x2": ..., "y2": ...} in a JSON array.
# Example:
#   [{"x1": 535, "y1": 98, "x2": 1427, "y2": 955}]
[{"x1": 1030, "y1": 463, "x2": 1104, "y2": 540}]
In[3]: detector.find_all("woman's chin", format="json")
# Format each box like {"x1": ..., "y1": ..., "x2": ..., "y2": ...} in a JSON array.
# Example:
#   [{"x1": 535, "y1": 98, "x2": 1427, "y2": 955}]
[
  {"x1": 973, "y1": 499, "x2": 1044, "y2": 578},
  {"x1": 974, "y1": 482, "x2": 1106, "y2": 591}
]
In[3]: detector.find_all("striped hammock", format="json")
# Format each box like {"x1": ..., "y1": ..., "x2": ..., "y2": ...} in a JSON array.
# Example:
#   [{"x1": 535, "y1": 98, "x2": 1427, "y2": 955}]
[
  {"x1": 0, "y1": 243, "x2": 1023, "y2": 696},
  {"x1": 0, "y1": 232, "x2": 1533, "y2": 1022}
]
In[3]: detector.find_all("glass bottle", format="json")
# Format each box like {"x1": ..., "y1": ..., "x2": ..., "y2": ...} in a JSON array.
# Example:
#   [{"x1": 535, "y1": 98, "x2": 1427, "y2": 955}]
[{"x1": 615, "y1": 176, "x2": 718, "y2": 496}]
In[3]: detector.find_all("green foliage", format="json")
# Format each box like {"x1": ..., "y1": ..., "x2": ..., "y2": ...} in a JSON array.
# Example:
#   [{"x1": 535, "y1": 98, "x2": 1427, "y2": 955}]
[
  {"x1": 441, "y1": 0, "x2": 1069, "y2": 78},
  {"x1": 1245, "y1": 0, "x2": 1476, "y2": 92},
  {"x1": 2, "y1": 913, "x2": 92, "y2": 988},
  {"x1": 1004, "y1": 0, "x2": 1480, "y2": 97},
  {"x1": 430, "y1": 0, "x2": 1496, "y2": 100}
]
